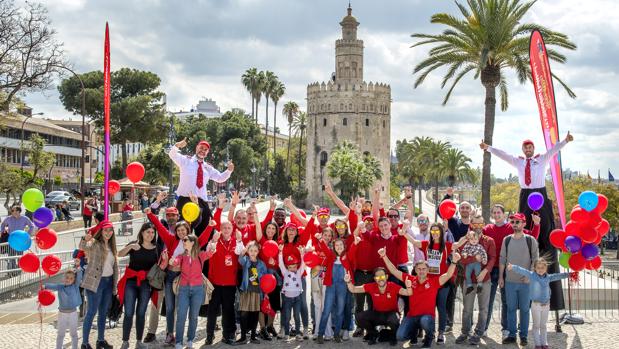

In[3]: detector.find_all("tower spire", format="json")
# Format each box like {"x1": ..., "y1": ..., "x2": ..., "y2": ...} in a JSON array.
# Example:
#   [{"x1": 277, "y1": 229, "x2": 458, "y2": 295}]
[{"x1": 348, "y1": 1, "x2": 352, "y2": 15}]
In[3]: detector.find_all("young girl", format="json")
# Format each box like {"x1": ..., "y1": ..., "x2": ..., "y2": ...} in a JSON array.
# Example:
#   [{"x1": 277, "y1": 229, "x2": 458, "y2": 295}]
[
  {"x1": 278, "y1": 243, "x2": 306, "y2": 340},
  {"x1": 508, "y1": 259, "x2": 570, "y2": 349},
  {"x1": 171, "y1": 233, "x2": 217, "y2": 349},
  {"x1": 258, "y1": 222, "x2": 282, "y2": 340},
  {"x1": 310, "y1": 218, "x2": 335, "y2": 340},
  {"x1": 238, "y1": 240, "x2": 268, "y2": 344},
  {"x1": 44, "y1": 260, "x2": 83, "y2": 349}
]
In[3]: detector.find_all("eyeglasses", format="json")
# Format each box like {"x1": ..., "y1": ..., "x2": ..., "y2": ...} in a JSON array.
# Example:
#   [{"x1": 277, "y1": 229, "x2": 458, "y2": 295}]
[
  {"x1": 374, "y1": 275, "x2": 387, "y2": 281},
  {"x1": 388, "y1": 214, "x2": 400, "y2": 219},
  {"x1": 417, "y1": 219, "x2": 429, "y2": 224},
  {"x1": 317, "y1": 214, "x2": 330, "y2": 219},
  {"x1": 335, "y1": 224, "x2": 347, "y2": 229},
  {"x1": 470, "y1": 223, "x2": 485, "y2": 228},
  {"x1": 430, "y1": 228, "x2": 441, "y2": 233},
  {"x1": 509, "y1": 220, "x2": 523, "y2": 225}
]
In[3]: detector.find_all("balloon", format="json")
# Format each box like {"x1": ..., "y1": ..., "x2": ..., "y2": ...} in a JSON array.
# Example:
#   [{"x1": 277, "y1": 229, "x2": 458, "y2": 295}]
[
  {"x1": 438, "y1": 199, "x2": 457, "y2": 220},
  {"x1": 8, "y1": 230, "x2": 31, "y2": 252},
  {"x1": 564, "y1": 236, "x2": 582, "y2": 253},
  {"x1": 262, "y1": 240, "x2": 279, "y2": 258},
  {"x1": 578, "y1": 191, "x2": 599, "y2": 212},
  {"x1": 182, "y1": 202, "x2": 200, "y2": 222},
  {"x1": 592, "y1": 230, "x2": 604, "y2": 246},
  {"x1": 580, "y1": 244, "x2": 599, "y2": 260},
  {"x1": 559, "y1": 252, "x2": 571, "y2": 269},
  {"x1": 32, "y1": 207, "x2": 54, "y2": 228},
  {"x1": 126, "y1": 162, "x2": 145, "y2": 183},
  {"x1": 19, "y1": 252, "x2": 40, "y2": 273},
  {"x1": 35, "y1": 228, "x2": 58, "y2": 250},
  {"x1": 290, "y1": 210, "x2": 307, "y2": 227},
  {"x1": 41, "y1": 254, "x2": 62, "y2": 276},
  {"x1": 568, "y1": 253, "x2": 586, "y2": 272},
  {"x1": 565, "y1": 221, "x2": 581, "y2": 237},
  {"x1": 549, "y1": 229, "x2": 566, "y2": 250},
  {"x1": 585, "y1": 256, "x2": 602, "y2": 270},
  {"x1": 260, "y1": 274, "x2": 276, "y2": 294},
  {"x1": 303, "y1": 251, "x2": 320, "y2": 268},
  {"x1": 594, "y1": 194, "x2": 608, "y2": 214},
  {"x1": 22, "y1": 188, "x2": 44, "y2": 212},
  {"x1": 596, "y1": 219, "x2": 610, "y2": 236},
  {"x1": 38, "y1": 289, "x2": 56, "y2": 306},
  {"x1": 570, "y1": 207, "x2": 587, "y2": 223},
  {"x1": 579, "y1": 226, "x2": 598, "y2": 244},
  {"x1": 585, "y1": 211, "x2": 602, "y2": 227},
  {"x1": 108, "y1": 180, "x2": 120, "y2": 195},
  {"x1": 527, "y1": 192, "x2": 544, "y2": 211}
]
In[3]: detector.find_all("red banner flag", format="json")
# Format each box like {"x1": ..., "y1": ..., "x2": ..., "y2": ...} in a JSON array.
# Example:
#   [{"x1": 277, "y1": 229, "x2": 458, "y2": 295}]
[
  {"x1": 529, "y1": 30, "x2": 566, "y2": 229},
  {"x1": 103, "y1": 23, "x2": 111, "y2": 219}
]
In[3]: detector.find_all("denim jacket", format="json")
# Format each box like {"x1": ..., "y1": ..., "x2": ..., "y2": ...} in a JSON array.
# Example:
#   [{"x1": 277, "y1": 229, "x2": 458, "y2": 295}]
[
  {"x1": 511, "y1": 265, "x2": 569, "y2": 303},
  {"x1": 44, "y1": 268, "x2": 83, "y2": 311},
  {"x1": 238, "y1": 255, "x2": 268, "y2": 294}
]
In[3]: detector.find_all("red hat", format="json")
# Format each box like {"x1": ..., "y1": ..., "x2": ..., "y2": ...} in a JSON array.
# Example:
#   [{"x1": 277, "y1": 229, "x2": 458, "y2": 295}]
[
  {"x1": 285, "y1": 254, "x2": 300, "y2": 266},
  {"x1": 317, "y1": 207, "x2": 331, "y2": 216},
  {"x1": 197, "y1": 140, "x2": 211, "y2": 149},
  {"x1": 284, "y1": 222, "x2": 298, "y2": 231},
  {"x1": 522, "y1": 139, "x2": 534, "y2": 147},
  {"x1": 100, "y1": 220, "x2": 114, "y2": 230},
  {"x1": 165, "y1": 207, "x2": 179, "y2": 215},
  {"x1": 509, "y1": 213, "x2": 526, "y2": 222},
  {"x1": 362, "y1": 215, "x2": 374, "y2": 223}
]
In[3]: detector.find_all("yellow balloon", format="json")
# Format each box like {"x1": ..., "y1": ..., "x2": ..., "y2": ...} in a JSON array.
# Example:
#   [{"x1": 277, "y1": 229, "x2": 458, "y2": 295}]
[{"x1": 182, "y1": 202, "x2": 200, "y2": 222}]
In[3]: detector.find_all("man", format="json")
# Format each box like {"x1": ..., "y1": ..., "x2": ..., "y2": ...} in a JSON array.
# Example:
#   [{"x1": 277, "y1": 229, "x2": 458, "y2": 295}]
[
  {"x1": 345, "y1": 268, "x2": 413, "y2": 346},
  {"x1": 379, "y1": 246, "x2": 460, "y2": 348},
  {"x1": 409, "y1": 214, "x2": 431, "y2": 268},
  {"x1": 481, "y1": 132, "x2": 573, "y2": 314},
  {"x1": 273, "y1": 207, "x2": 287, "y2": 231},
  {"x1": 351, "y1": 215, "x2": 379, "y2": 338},
  {"x1": 168, "y1": 137, "x2": 234, "y2": 235},
  {"x1": 454, "y1": 214, "x2": 496, "y2": 345},
  {"x1": 483, "y1": 204, "x2": 541, "y2": 338},
  {"x1": 1, "y1": 205, "x2": 35, "y2": 273},
  {"x1": 499, "y1": 213, "x2": 539, "y2": 346}
]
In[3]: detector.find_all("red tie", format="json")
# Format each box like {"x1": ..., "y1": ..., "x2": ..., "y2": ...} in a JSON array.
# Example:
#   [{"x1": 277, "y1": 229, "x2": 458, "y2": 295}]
[
  {"x1": 525, "y1": 158, "x2": 532, "y2": 186},
  {"x1": 196, "y1": 160, "x2": 204, "y2": 189}
]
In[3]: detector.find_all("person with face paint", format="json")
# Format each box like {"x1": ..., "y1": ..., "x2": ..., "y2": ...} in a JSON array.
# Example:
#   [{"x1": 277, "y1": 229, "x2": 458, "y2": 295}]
[
  {"x1": 481, "y1": 133, "x2": 573, "y2": 316},
  {"x1": 169, "y1": 137, "x2": 234, "y2": 235}
]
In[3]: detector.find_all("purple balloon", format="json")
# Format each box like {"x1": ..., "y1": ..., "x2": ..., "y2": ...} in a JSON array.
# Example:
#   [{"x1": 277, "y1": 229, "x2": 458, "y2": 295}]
[
  {"x1": 527, "y1": 192, "x2": 544, "y2": 211},
  {"x1": 564, "y1": 236, "x2": 582, "y2": 253},
  {"x1": 581, "y1": 244, "x2": 599, "y2": 260},
  {"x1": 33, "y1": 207, "x2": 54, "y2": 228}
]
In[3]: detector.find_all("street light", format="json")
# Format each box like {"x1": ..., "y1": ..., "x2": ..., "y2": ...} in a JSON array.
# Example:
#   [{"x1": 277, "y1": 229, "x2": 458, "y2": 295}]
[
  {"x1": 20, "y1": 112, "x2": 44, "y2": 170},
  {"x1": 266, "y1": 169, "x2": 271, "y2": 196}
]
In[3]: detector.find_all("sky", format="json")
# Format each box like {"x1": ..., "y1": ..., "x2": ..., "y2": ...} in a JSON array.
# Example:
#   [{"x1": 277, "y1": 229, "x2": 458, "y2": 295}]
[{"x1": 22, "y1": 0, "x2": 619, "y2": 179}]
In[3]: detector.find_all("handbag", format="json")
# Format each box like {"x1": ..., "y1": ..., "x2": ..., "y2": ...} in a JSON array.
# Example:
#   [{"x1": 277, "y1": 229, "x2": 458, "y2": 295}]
[
  {"x1": 147, "y1": 249, "x2": 168, "y2": 290},
  {"x1": 172, "y1": 254, "x2": 215, "y2": 305}
]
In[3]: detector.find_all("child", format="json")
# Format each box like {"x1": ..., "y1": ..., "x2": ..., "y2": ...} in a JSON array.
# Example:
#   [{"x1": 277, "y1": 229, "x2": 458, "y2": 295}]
[
  {"x1": 44, "y1": 260, "x2": 83, "y2": 349},
  {"x1": 460, "y1": 231, "x2": 488, "y2": 294},
  {"x1": 55, "y1": 204, "x2": 63, "y2": 221},
  {"x1": 238, "y1": 240, "x2": 268, "y2": 344},
  {"x1": 508, "y1": 259, "x2": 570, "y2": 349},
  {"x1": 278, "y1": 243, "x2": 306, "y2": 340}
]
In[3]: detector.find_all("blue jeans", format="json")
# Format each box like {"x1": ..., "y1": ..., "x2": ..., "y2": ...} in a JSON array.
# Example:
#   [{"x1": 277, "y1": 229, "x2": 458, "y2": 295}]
[
  {"x1": 318, "y1": 264, "x2": 347, "y2": 336},
  {"x1": 282, "y1": 294, "x2": 302, "y2": 335},
  {"x1": 465, "y1": 262, "x2": 482, "y2": 287},
  {"x1": 436, "y1": 283, "x2": 450, "y2": 333},
  {"x1": 344, "y1": 291, "x2": 354, "y2": 331},
  {"x1": 505, "y1": 282, "x2": 531, "y2": 339},
  {"x1": 396, "y1": 315, "x2": 435, "y2": 341},
  {"x1": 83, "y1": 276, "x2": 113, "y2": 345},
  {"x1": 176, "y1": 285, "x2": 205, "y2": 344},
  {"x1": 486, "y1": 266, "x2": 507, "y2": 331},
  {"x1": 300, "y1": 278, "x2": 309, "y2": 328},
  {"x1": 164, "y1": 270, "x2": 180, "y2": 334},
  {"x1": 122, "y1": 278, "x2": 151, "y2": 341}
]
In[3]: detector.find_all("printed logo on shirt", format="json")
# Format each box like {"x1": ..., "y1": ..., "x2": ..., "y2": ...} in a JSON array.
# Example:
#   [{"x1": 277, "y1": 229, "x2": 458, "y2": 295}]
[
  {"x1": 225, "y1": 254, "x2": 233, "y2": 266},
  {"x1": 427, "y1": 249, "x2": 443, "y2": 275},
  {"x1": 250, "y1": 266, "x2": 258, "y2": 285}
]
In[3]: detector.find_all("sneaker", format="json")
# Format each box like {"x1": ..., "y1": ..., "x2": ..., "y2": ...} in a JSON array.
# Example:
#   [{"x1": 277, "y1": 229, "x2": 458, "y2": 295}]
[
  {"x1": 295, "y1": 334, "x2": 303, "y2": 341},
  {"x1": 235, "y1": 336, "x2": 248, "y2": 345},
  {"x1": 444, "y1": 325, "x2": 453, "y2": 333},
  {"x1": 324, "y1": 336, "x2": 333, "y2": 341},
  {"x1": 436, "y1": 332, "x2": 445, "y2": 345},
  {"x1": 342, "y1": 330, "x2": 350, "y2": 341},
  {"x1": 502, "y1": 337, "x2": 517, "y2": 344},
  {"x1": 335, "y1": 335, "x2": 343, "y2": 343},
  {"x1": 205, "y1": 336, "x2": 214, "y2": 345},
  {"x1": 81, "y1": 345, "x2": 93, "y2": 349},
  {"x1": 120, "y1": 341, "x2": 129, "y2": 349},
  {"x1": 455, "y1": 334, "x2": 468, "y2": 344},
  {"x1": 303, "y1": 328, "x2": 310, "y2": 339},
  {"x1": 353, "y1": 328, "x2": 364, "y2": 337},
  {"x1": 469, "y1": 335, "x2": 481, "y2": 345},
  {"x1": 465, "y1": 286, "x2": 474, "y2": 295},
  {"x1": 143, "y1": 333, "x2": 156, "y2": 343},
  {"x1": 316, "y1": 335, "x2": 324, "y2": 344},
  {"x1": 96, "y1": 341, "x2": 113, "y2": 349},
  {"x1": 520, "y1": 337, "x2": 528, "y2": 346},
  {"x1": 277, "y1": 332, "x2": 285, "y2": 340},
  {"x1": 165, "y1": 333, "x2": 176, "y2": 345},
  {"x1": 249, "y1": 336, "x2": 260, "y2": 344},
  {"x1": 267, "y1": 326, "x2": 278, "y2": 338},
  {"x1": 187, "y1": 341, "x2": 194, "y2": 349},
  {"x1": 222, "y1": 338, "x2": 236, "y2": 345},
  {"x1": 421, "y1": 338, "x2": 433, "y2": 348},
  {"x1": 501, "y1": 330, "x2": 510, "y2": 340}
]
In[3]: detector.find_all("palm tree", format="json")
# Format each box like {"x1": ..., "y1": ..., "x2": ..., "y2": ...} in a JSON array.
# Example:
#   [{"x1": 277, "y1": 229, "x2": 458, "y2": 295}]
[
  {"x1": 291, "y1": 111, "x2": 307, "y2": 190},
  {"x1": 241, "y1": 68, "x2": 258, "y2": 120},
  {"x1": 262, "y1": 71, "x2": 277, "y2": 148},
  {"x1": 271, "y1": 80, "x2": 285, "y2": 161},
  {"x1": 253, "y1": 71, "x2": 266, "y2": 124},
  {"x1": 411, "y1": 0, "x2": 576, "y2": 220},
  {"x1": 283, "y1": 101, "x2": 299, "y2": 173},
  {"x1": 419, "y1": 139, "x2": 450, "y2": 220},
  {"x1": 441, "y1": 148, "x2": 475, "y2": 187}
]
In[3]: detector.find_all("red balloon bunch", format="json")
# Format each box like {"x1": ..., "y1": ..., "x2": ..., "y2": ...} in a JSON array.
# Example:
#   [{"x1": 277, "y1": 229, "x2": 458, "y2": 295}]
[{"x1": 550, "y1": 192, "x2": 608, "y2": 272}]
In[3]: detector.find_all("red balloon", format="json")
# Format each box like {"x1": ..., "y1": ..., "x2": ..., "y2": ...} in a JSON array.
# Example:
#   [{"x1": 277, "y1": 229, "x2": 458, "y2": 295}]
[
  {"x1": 35, "y1": 228, "x2": 57, "y2": 250},
  {"x1": 579, "y1": 226, "x2": 598, "y2": 244},
  {"x1": 19, "y1": 252, "x2": 40, "y2": 273},
  {"x1": 565, "y1": 221, "x2": 581, "y2": 237},
  {"x1": 586, "y1": 211, "x2": 602, "y2": 227},
  {"x1": 549, "y1": 229, "x2": 567, "y2": 250},
  {"x1": 260, "y1": 274, "x2": 276, "y2": 294},
  {"x1": 38, "y1": 289, "x2": 56, "y2": 306},
  {"x1": 596, "y1": 219, "x2": 610, "y2": 236},
  {"x1": 262, "y1": 240, "x2": 279, "y2": 258},
  {"x1": 595, "y1": 194, "x2": 608, "y2": 214},
  {"x1": 568, "y1": 253, "x2": 587, "y2": 272},
  {"x1": 126, "y1": 162, "x2": 145, "y2": 183},
  {"x1": 290, "y1": 210, "x2": 307, "y2": 227},
  {"x1": 42, "y1": 254, "x2": 62, "y2": 276},
  {"x1": 585, "y1": 256, "x2": 602, "y2": 270},
  {"x1": 303, "y1": 251, "x2": 320, "y2": 268},
  {"x1": 439, "y1": 199, "x2": 457, "y2": 220},
  {"x1": 592, "y1": 231, "x2": 604, "y2": 246},
  {"x1": 570, "y1": 207, "x2": 587, "y2": 223},
  {"x1": 108, "y1": 180, "x2": 120, "y2": 195}
]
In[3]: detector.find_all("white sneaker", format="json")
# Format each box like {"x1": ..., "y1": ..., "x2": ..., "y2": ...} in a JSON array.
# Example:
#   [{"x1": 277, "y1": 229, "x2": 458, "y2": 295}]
[
  {"x1": 502, "y1": 329, "x2": 510, "y2": 340},
  {"x1": 303, "y1": 328, "x2": 309, "y2": 339},
  {"x1": 342, "y1": 330, "x2": 350, "y2": 341},
  {"x1": 187, "y1": 341, "x2": 193, "y2": 348},
  {"x1": 175, "y1": 344, "x2": 183, "y2": 349}
]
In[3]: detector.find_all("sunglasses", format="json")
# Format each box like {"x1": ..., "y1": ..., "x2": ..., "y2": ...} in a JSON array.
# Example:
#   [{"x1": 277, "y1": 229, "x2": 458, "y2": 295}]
[
  {"x1": 417, "y1": 219, "x2": 429, "y2": 224},
  {"x1": 388, "y1": 214, "x2": 400, "y2": 219},
  {"x1": 363, "y1": 220, "x2": 374, "y2": 224},
  {"x1": 317, "y1": 214, "x2": 330, "y2": 219},
  {"x1": 374, "y1": 275, "x2": 387, "y2": 281},
  {"x1": 470, "y1": 223, "x2": 484, "y2": 228},
  {"x1": 335, "y1": 224, "x2": 347, "y2": 229},
  {"x1": 509, "y1": 220, "x2": 523, "y2": 225},
  {"x1": 430, "y1": 227, "x2": 441, "y2": 232}
]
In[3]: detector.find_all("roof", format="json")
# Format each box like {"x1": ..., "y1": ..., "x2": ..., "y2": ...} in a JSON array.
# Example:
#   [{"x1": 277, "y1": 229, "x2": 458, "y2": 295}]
[{"x1": 1, "y1": 112, "x2": 82, "y2": 138}]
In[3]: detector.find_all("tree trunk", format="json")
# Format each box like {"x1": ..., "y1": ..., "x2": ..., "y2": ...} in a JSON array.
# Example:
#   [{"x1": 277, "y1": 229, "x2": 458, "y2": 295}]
[
  {"x1": 298, "y1": 131, "x2": 303, "y2": 191},
  {"x1": 255, "y1": 99, "x2": 260, "y2": 124},
  {"x1": 273, "y1": 101, "x2": 278, "y2": 162},
  {"x1": 418, "y1": 178, "x2": 423, "y2": 213},
  {"x1": 251, "y1": 96, "x2": 255, "y2": 121},
  {"x1": 481, "y1": 67, "x2": 499, "y2": 222},
  {"x1": 121, "y1": 142, "x2": 128, "y2": 170},
  {"x1": 434, "y1": 177, "x2": 439, "y2": 222},
  {"x1": 286, "y1": 124, "x2": 292, "y2": 174}
]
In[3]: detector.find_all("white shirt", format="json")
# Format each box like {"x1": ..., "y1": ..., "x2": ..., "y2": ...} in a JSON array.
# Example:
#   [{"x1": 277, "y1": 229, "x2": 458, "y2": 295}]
[
  {"x1": 101, "y1": 250, "x2": 114, "y2": 277},
  {"x1": 412, "y1": 228, "x2": 430, "y2": 264},
  {"x1": 168, "y1": 145, "x2": 232, "y2": 201},
  {"x1": 487, "y1": 139, "x2": 567, "y2": 189}
]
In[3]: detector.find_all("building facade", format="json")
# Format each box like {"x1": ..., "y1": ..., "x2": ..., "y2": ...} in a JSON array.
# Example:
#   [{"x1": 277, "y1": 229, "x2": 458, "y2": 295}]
[
  {"x1": 305, "y1": 5, "x2": 391, "y2": 205},
  {"x1": 173, "y1": 97, "x2": 223, "y2": 120}
]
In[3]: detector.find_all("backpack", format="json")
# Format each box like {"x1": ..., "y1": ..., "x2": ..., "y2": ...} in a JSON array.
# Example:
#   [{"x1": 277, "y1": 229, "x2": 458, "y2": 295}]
[{"x1": 505, "y1": 234, "x2": 533, "y2": 262}]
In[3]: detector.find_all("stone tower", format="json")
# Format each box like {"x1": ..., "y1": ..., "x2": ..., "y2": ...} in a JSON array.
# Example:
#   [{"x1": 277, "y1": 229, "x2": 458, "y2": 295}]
[{"x1": 305, "y1": 4, "x2": 391, "y2": 206}]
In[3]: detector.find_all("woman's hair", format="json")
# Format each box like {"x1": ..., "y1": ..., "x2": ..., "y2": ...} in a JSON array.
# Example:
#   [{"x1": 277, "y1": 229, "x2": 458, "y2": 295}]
[
  {"x1": 283, "y1": 226, "x2": 299, "y2": 244},
  {"x1": 95, "y1": 226, "x2": 117, "y2": 256},
  {"x1": 185, "y1": 234, "x2": 200, "y2": 258},
  {"x1": 428, "y1": 222, "x2": 446, "y2": 253},
  {"x1": 333, "y1": 219, "x2": 349, "y2": 238},
  {"x1": 136, "y1": 222, "x2": 156, "y2": 245},
  {"x1": 174, "y1": 221, "x2": 192, "y2": 239},
  {"x1": 264, "y1": 222, "x2": 279, "y2": 240}
]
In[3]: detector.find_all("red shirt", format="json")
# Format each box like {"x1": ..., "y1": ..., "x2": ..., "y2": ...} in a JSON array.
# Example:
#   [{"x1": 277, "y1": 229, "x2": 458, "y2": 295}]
[
  {"x1": 208, "y1": 238, "x2": 240, "y2": 286},
  {"x1": 483, "y1": 223, "x2": 540, "y2": 268},
  {"x1": 363, "y1": 281, "x2": 402, "y2": 312},
  {"x1": 370, "y1": 231, "x2": 405, "y2": 271},
  {"x1": 421, "y1": 241, "x2": 453, "y2": 278},
  {"x1": 147, "y1": 212, "x2": 213, "y2": 253},
  {"x1": 175, "y1": 250, "x2": 215, "y2": 286},
  {"x1": 235, "y1": 223, "x2": 257, "y2": 245},
  {"x1": 314, "y1": 239, "x2": 356, "y2": 286},
  {"x1": 353, "y1": 230, "x2": 377, "y2": 271},
  {"x1": 402, "y1": 273, "x2": 440, "y2": 317},
  {"x1": 391, "y1": 224, "x2": 408, "y2": 266}
]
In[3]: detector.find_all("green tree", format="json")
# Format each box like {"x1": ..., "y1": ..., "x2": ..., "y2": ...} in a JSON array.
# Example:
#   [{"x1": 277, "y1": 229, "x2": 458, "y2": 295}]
[
  {"x1": 57, "y1": 68, "x2": 167, "y2": 168},
  {"x1": 241, "y1": 67, "x2": 259, "y2": 121},
  {"x1": 441, "y1": 148, "x2": 475, "y2": 187},
  {"x1": 270, "y1": 80, "x2": 285, "y2": 161},
  {"x1": 283, "y1": 101, "x2": 299, "y2": 173},
  {"x1": 136, "y1": 143, "x2": 173, "y2": 185},
  {"x1": 0, "y1": 163, "x2": 24, "y2": 209},
  {"x1": 21, "y1": 134, "x2": 55, "y2": 187},
  {"x1": 270, "y1": 155, "x2": 292, "y2": 197},
  {"x1": 291, "y1": 111, "x2": 307, "y2": 191},
  {"x1": 327, "y1": 140, "x2": 383, "y2": 203},
  {"x1": 412, "y1": 0, "x2": 576, "y2": 220}
]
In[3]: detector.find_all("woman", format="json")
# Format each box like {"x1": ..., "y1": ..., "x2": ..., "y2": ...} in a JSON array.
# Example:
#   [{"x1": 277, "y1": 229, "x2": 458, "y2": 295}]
[
  {"x1": 79, "y1": 221, "x2": 119, "y2": 349},
  {"x1": 332, "y1": 218, "x2": 355, "y2": 339},
  {"x1": 258, "y1": 222, "x2": 282, "y2": 340},
  {"x1": 122, "y1": 199, "x2": 134, "y2": 235},
  {"x1": 117, "y1": 223, "x2": 161, "y2": 349}
]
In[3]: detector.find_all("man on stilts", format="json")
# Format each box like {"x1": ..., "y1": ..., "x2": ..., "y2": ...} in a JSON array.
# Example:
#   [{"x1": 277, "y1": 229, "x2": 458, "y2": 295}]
[{"x1": 480, "y1": 131, "x2": 573, "y2": 331}]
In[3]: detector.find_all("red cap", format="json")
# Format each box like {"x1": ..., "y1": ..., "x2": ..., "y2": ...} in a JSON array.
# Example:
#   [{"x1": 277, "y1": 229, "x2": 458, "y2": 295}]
[
  {"x1": 100, "y1": 220, "x2": 114, "y2": 230},
  {"x1": 362, "y1": 215, "x2": 374, "y2": 222},
  {"x1": 285, "y1": 254, "x2": 300, "y2": 266},
  {"x1": 165, "y1": 207, "x2": 179, "y2": 215},
  {"x1": 509, "y1": 213, "x2": 526, "y2": 221},
  {"x1": 522, "y1": 139, "x2": 534, "y2": 147},
  {"x1": 284, "y1": 222, "x2": 298, "y2": 231},
  {"x1": 197, "y1": 140, "x2": 211, "y2": 149},
  {"x1": 317, "y1": 207, "x2": 331, "y2": 216}
]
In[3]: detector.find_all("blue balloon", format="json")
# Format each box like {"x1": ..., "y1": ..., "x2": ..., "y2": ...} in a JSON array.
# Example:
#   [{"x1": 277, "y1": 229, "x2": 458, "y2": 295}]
[
  {"x1": 578, "y1": 191, "x2": 599, "y2": 212},
  {"x1": 8, "y1": 230, "x2": 31, "y2": 252}
]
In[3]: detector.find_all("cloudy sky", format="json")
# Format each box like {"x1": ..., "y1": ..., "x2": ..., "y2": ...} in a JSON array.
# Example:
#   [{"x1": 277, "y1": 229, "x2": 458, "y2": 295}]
[{"x1": 24, "y1": 0, "x2": 619, "y2": 179}]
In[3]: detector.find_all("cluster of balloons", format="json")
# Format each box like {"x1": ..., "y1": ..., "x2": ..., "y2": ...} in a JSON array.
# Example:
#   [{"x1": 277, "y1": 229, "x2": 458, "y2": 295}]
[{"x1": 550, "y1": 191, "x2": 609, "y2": 272}]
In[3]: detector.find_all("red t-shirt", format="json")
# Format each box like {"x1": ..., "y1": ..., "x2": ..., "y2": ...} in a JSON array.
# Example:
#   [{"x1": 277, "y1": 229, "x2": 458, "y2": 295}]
[
  {"x1": 403, "y1": 273, "x2": 440, "y2": 317},
  {"x1": 420, "y1": 241, "x2": 453, "y2": 278},
  {"x1": 370, "y1": 231, "x2": 405, "y2": 271},
  {"x1": 363, "y1": 281, "x2": 402, "y2": 312},
  {"x1": 391, "y1": 224, "x2": 408, "y2": 266},
  {"x1": 353, "y1": 231, "x2": 377, "y2": 271},
  {"x1": 208, "y1": 238, "x2": 239, "y2": 286}
]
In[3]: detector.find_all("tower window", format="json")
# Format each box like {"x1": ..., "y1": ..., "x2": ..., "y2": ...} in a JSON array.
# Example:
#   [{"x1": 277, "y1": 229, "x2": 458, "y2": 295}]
[
  {"x1": 320, "y1": 151, "x2": 328, "y2": 167},
  {"x1": 365, "y1": 119, "x2": 369, "y2": 126},
  {"x1": 323, "y1": 118, "x2": 327, "y2": 127},
  {"x1": 343, "y1": 118, "x2": 348, "y2": 126},
  {"x1": 383, "y1": 120, "x2": 386, "y2": 128}
]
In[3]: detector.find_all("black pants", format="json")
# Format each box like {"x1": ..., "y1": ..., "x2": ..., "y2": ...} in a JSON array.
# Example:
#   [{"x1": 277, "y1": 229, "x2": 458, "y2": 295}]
[
  {"x1": 176, "y1": 196, "x2": 212, "y2": 236},
  {"x1": 356, "y1": 310, "x2": 399, "y2": 338},
  {"x1": 446, "y1": 280, "x2": 456, "y2": 327},
  {"x1": 239, "y1": 311, "x2": 259, "y2": 338},
  {"x1": 354, "y1": 270, "x2": 374, "y2": 316},
  {"x1": 83, "y1": 215, "x2": 92, "y2": 228},
  {"x1": 519, "y1": 187, "x2": 565, "y2": 310},
  {"x1": 207, "y1": 285, "x2": 237, "y2": 340}
]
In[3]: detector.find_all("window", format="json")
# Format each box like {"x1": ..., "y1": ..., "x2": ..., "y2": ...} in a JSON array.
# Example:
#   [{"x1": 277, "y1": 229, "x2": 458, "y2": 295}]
[
  {"x1": 383, "y1": 120, "x2": 386, "y2": 128},
  {"x1": 323, "y1": 118, "x2": 327, "y2": 127},
  {"x1": 349, "y1": 103, "x2": 353, "y2": 110},
  {"x1": 320, "y1": 151, "x2": 328, "y2": 167},
  {"x1": 365, "y1": 119, "x2": 369, "y2": 126},
  {"x1": 340, "y1": 103, "x2": 344, "y2": 111},
  {"x1": 343, "y1": 118, "x2": 348, "y2": 126}
]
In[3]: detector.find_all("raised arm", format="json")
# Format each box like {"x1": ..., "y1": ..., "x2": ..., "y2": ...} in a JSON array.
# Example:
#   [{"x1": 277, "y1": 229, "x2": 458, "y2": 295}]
[
  {"x1": 399, "y1": 221, "x2": 421, "y2": 248},
  {"x1": 548, "y1": 271, "x2": 571, "y2": 282},
  {"x1": 260, "y1": 197, "x2": 276, "y2": 230},
  {"x1": 228, "y1": 191, "x2": 239, "y2": 223},
  {"x1": 538, "y1": 136, "x2": 570, "y2": 164},
  {"x1": 168, "y1": 140, "x2": 190, "y2": 168},
  {"x1": 145, "y1": 209, "x2": 176, "y2": 250},
  {"x1": 254, "y1": 211, "x2": 263, "y2": 242},
  {"x1": 284, "y1": 197, "x2": 309, "y2": 227},
  {"x1": 325, "y1": 180, "x2": 350, "y2": 215},
  {"x1": 198, "y1": 220, "x2": 217, "y2": 247},
  {"x1": 344, "y1": 272, "x2": 366, "y2": 293},
  {"x1": 206, "y1": 162, "x2": 233, "y2": 183},
  {"x1": 378, "y1": 248, "x2": 403, "y2": 281},
  {"x1": 508, "y1": 264, "x2": 534, "y2": 278},
  {"x1": 399, "y1": 279, "x2": 413, "y2": 296},
  {"x1": 482, "y1": 142, "x2": 520, "y2": 168},
  {"x1": 439, "y1": 252, "x2": 461, "y2": 286}
]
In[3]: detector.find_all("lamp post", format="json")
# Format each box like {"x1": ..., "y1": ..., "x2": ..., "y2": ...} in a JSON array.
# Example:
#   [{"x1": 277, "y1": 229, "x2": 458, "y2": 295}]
[
  {"x1": 20, "y1": 112, "x2": 44, "y2": 170},
  {"x1": 266, "y1": 169, "x2": 271, "y2": 196},
  {"x1": 250, "y1": 165, "x2": 257, "y2": 198}
]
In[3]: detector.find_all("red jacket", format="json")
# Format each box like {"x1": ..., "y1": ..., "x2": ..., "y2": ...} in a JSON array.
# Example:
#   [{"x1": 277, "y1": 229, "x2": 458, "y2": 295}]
[
  {"x1": 314, "y1": 239, "x2": 356, "y2": 286},
  {"x1": 147, "y1": 212, "x2": 213, "y2": 252}
]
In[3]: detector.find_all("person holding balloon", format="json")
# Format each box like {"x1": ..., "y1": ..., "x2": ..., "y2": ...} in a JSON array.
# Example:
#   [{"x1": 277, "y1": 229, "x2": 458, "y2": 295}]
[
  {"x1": 278, "y1": 243, "x2": 308, "y2": 341},
  {"x1": 1, "y1": 204, "x2": 35, "y2": 274},
  {"x1": 237, "y1": 237, "x2": 268, "y2": 345},
  {"x1": 258, "y1": 222, "x2": 283, "y2": 340}
]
